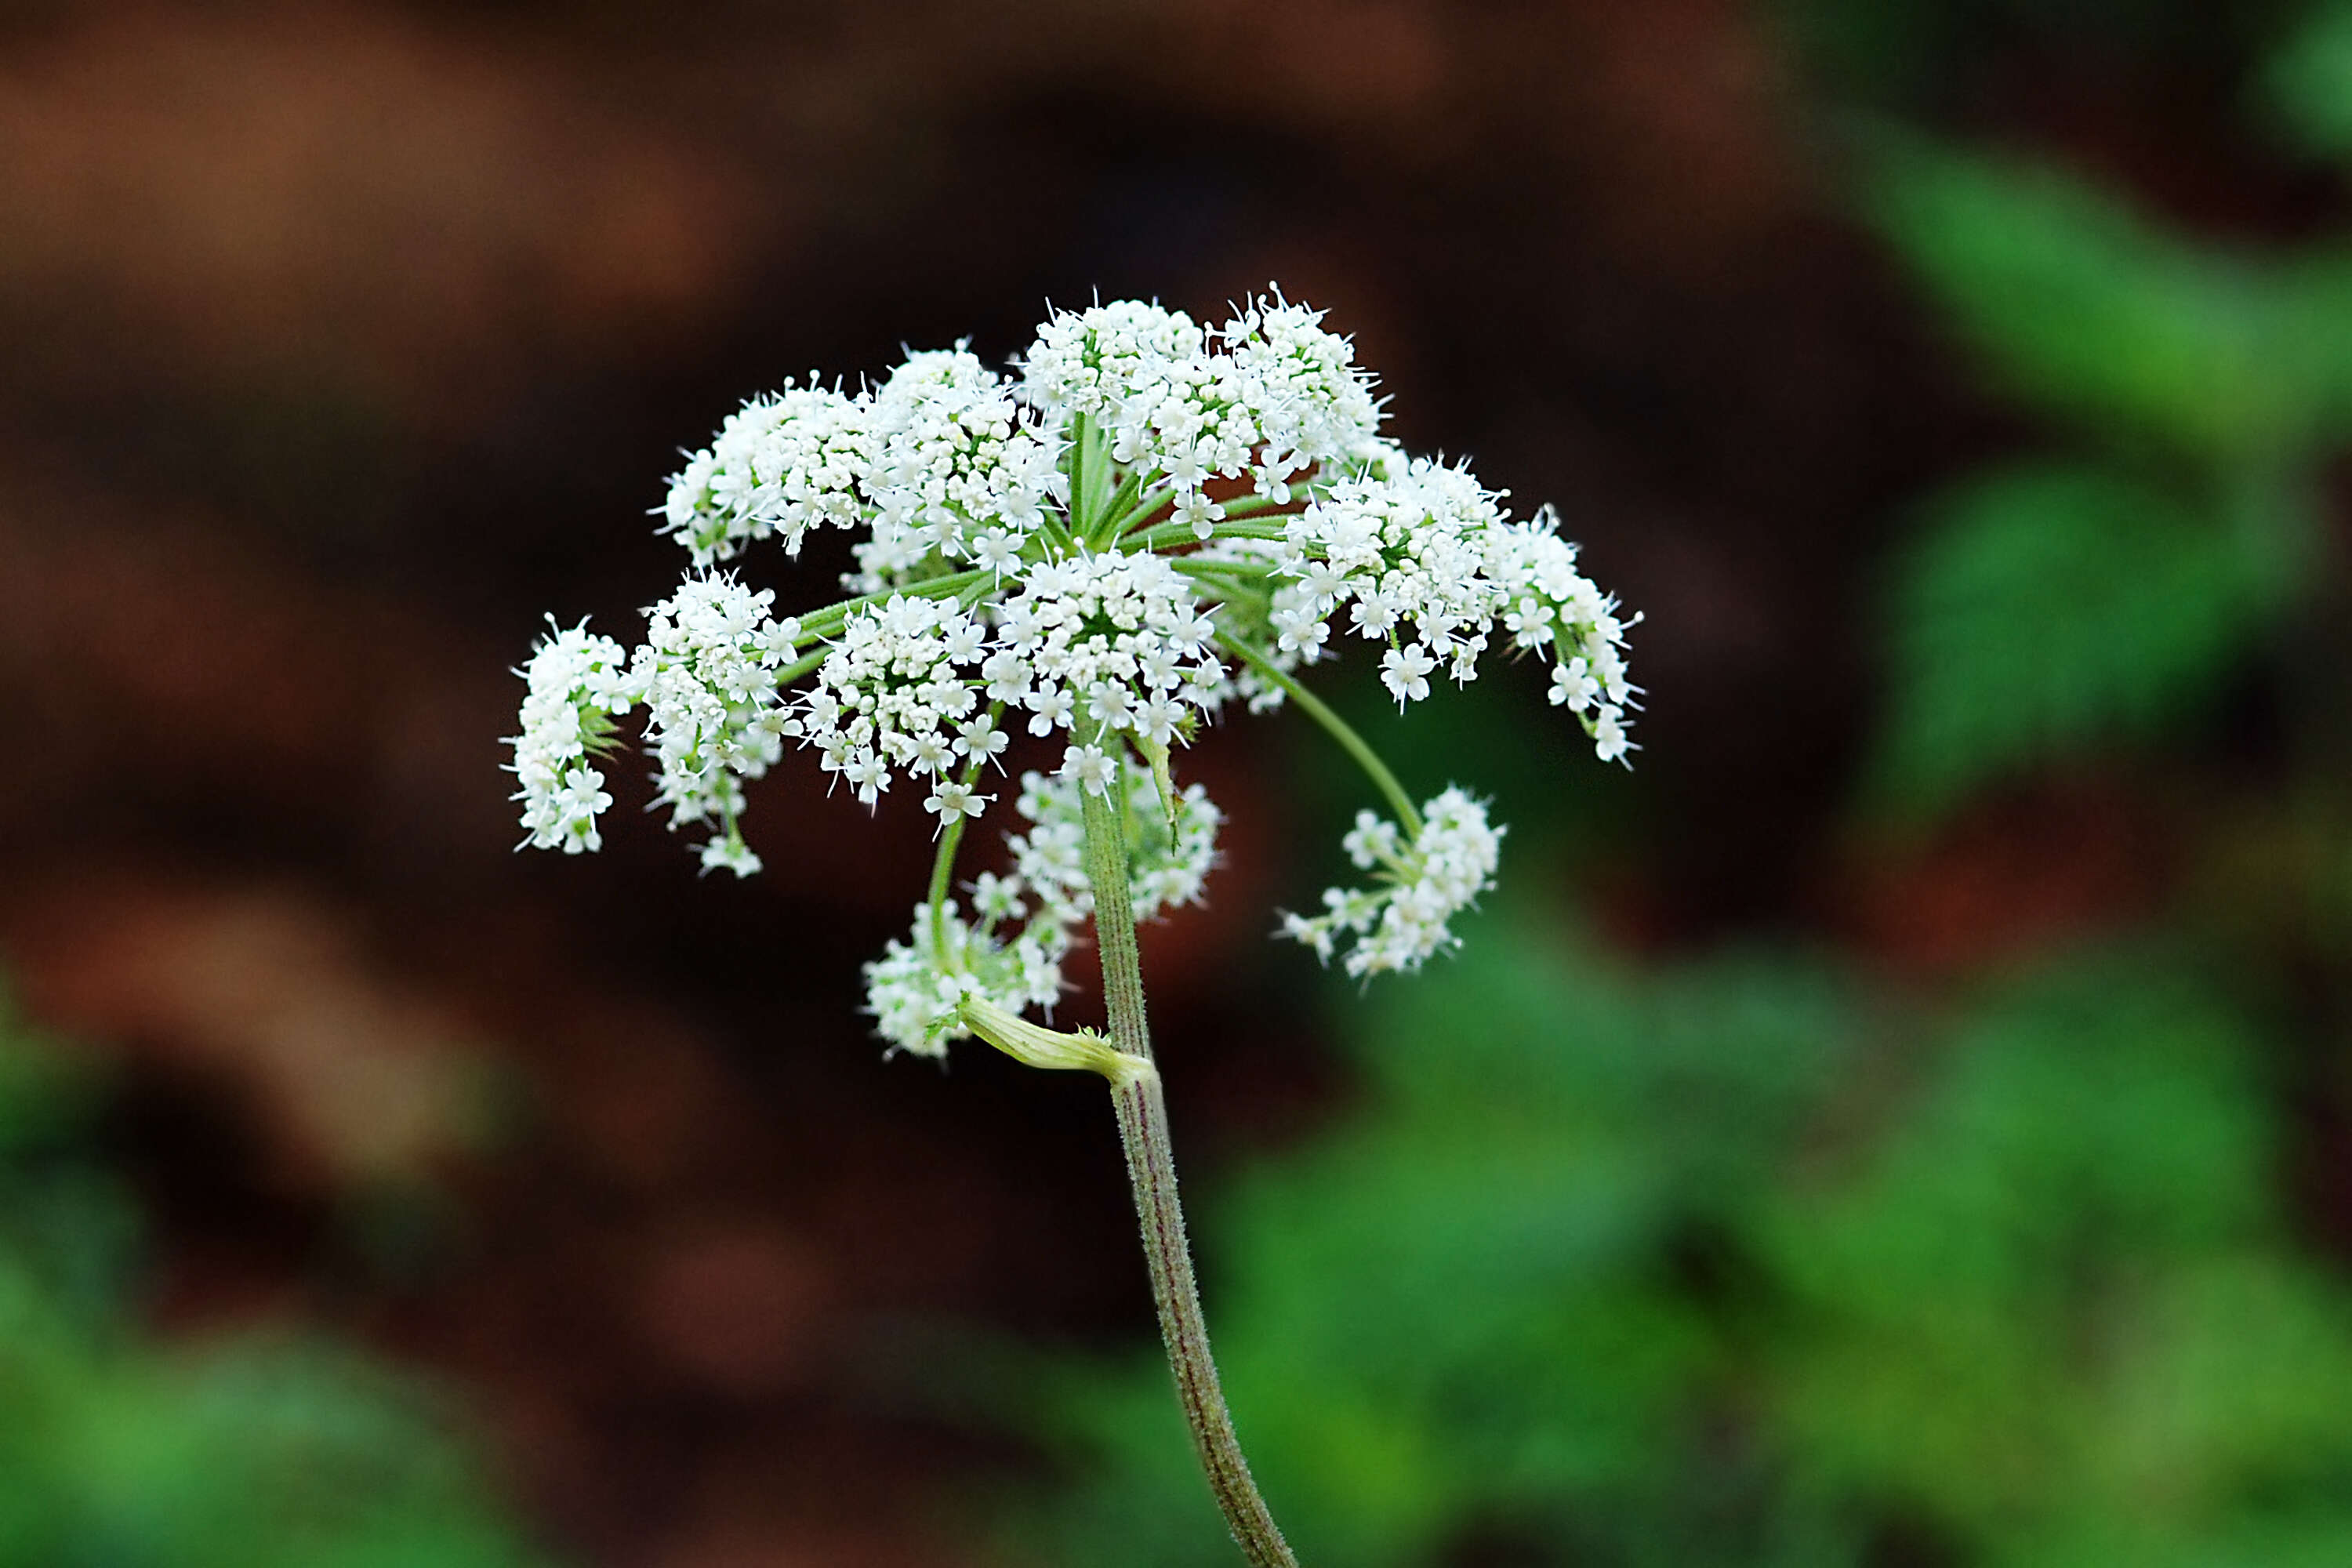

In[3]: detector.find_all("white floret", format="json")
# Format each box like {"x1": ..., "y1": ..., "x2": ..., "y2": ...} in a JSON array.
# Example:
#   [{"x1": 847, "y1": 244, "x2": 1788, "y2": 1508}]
[
  {"x1": 508, "y1": 622, "x2": 636, "y2": 853},
  {"x1": 862, "y1": 901, "x2": 1060, "y2": 1058},
  {"x1": 1279, "y1": 788, "x2": 1504, "y2": 976},
  {"x1": 631, "y1": 574, "x2": 801, "y2": 863},
  {"x1": 661, "y1": 383, "x2": 877, "y2": 567}
]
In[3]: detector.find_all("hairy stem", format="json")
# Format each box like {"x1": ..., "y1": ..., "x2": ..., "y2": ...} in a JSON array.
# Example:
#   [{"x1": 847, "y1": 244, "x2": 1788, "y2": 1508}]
[{"x1": 1078, "y1": 783, "x2": 1300, "y2": 1568}]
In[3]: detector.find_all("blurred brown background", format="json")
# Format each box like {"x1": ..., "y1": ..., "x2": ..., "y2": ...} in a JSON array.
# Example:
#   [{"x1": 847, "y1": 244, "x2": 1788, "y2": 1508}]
[{"x1": 1, "y1": 3, "x2": 2342, "y2": 1566}]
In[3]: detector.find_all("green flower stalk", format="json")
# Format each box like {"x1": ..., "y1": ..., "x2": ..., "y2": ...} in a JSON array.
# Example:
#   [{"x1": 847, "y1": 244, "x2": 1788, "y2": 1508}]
[{"x1": 506, "y1": 294, "x2": 1635, "y2": 1565}]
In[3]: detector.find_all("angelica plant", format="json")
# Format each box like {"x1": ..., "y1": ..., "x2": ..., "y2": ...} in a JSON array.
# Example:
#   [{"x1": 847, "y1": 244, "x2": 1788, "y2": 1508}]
[{"x1": 507, "y1": 293, "x2": 1634, "y2": 1566}]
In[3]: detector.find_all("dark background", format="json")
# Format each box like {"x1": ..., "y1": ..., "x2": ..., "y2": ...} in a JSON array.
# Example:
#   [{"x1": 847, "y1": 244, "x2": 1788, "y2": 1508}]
[{"x1": 2, "y1": 4, "x2": 2348, "y2": 1566}]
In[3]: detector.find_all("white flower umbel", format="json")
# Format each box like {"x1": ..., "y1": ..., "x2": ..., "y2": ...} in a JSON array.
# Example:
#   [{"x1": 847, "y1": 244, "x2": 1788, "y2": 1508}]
[
  {"x1": 661, "y1": 383, "x2": 875, "y2": 567},
  {"x1": 517, "y1": 291, "x2": 1637, "y2": 1004},
  {"x1": 851, "y1": 349, "x2": 1069, "y2": 594},
  {"x1": 799, "y1": 591, "x2": 992, "y2": 813},
  {"x1": 1277, "y1": 466, "x2": 1637, "y2": 759},
  {"x1": 1279, "y1": 787, "x2": 1504, "y2": 976},
  {"x1": 510, "y1": 291, "x2": 1639, "y2": 1568}
]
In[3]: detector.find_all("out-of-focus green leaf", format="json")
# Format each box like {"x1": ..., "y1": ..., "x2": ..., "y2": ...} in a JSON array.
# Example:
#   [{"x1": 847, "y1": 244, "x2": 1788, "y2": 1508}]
[
  {"x1": 2280, "y1": 247, "x2": 2352, "y2": 439},
  {"x1": 1871, "y1": 462, "x2": 2288, "y2": 813},
  {"x1": 1762, "y1": 953, "x2": 2352, "y2": 1559},
  {"x1": 1867, "y1": 143, "x2": 2330, "y2": 460},
  {"x1": 0, "y1": 990, "x2": 100, "y2": 1159},
  {"x1": 2264, "y1": 1, "x2": 2352, "y2": 159},
  {"x1": 1773, "y1": 0, "x2": 1961, "y2": 107}
]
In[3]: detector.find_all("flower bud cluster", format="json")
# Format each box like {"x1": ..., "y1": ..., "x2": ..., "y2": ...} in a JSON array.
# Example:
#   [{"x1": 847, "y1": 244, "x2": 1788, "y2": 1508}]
[
  {"x1": 1279, "y1": 789, "x2": 1504, "y2": 976},
  {"x1": 1003, "y1": 766, "x2": 1222, "y2": 926},
  {"x1": 863, "y1": 764, "x2": 1222, "y2": 1055},
  {"x1": 863, "y1": 899, "x2": 1069, "y2": 1061}
]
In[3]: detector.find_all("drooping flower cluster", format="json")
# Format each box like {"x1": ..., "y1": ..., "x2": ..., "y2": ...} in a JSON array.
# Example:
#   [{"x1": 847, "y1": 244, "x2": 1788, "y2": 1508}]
[
  {"x1": 633, "y1": 575, "x2": 803, "y2": 873},
  {"x1": 1278, "y1": 789, "x2": 1504, "y2": 977},
  {"x1": 510, "y1": 292, "x2": 1635, "y2": 1053},
  {"x1": 863, "y1": 766, "x2": 1223, "y2": 1056},
  {"x1": 510, "y1": 622, "x2": 633, "y2": 855},
  {"x1": 1272, "y1": 463, "x2": 1634, "y2": 760}
]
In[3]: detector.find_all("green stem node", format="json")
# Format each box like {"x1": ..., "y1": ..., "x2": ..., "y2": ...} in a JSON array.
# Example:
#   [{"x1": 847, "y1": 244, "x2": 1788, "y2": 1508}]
[{"x1": 959, "y1": 996, "x2": 1151, "y2": 1084}]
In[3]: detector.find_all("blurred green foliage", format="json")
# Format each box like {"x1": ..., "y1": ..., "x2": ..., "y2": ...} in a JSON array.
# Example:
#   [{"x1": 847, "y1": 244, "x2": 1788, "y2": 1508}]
[
  {"x1": 1867, "y1": 143, "x2": 2345, "y2": 463},
  {"x1": 1824, "y1": 0, "x2": 2352, "y2": 811},
  {"x1": 1004, "y1": 931, "x2": 2352, "y2": 1567},
  {"x1": 1766, "y1": 958, "x2": 2352, "y2": 1566},
  {"x1": 2266, "y1": 2, "x2": 2352, "y2": 158},
  {"x1": 1874, "y1": 460, "x2": 2292, "y2": 811},
  {"x1": 0, "y1": 989, "x2": 551, "y2": 1568},
  {"x1": 1860, "y1": 129, "x2": 2351, "y2": 811}
]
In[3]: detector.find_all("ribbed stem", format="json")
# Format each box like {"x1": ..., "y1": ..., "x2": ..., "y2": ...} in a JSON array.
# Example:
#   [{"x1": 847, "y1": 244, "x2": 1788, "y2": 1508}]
[
  {"x1": 1079, "y1": 783, "x2": 1300, "y2": 1568},
  {"x1": 1081, "y1": 782, "x2": 1155, "y2": 1066}
]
